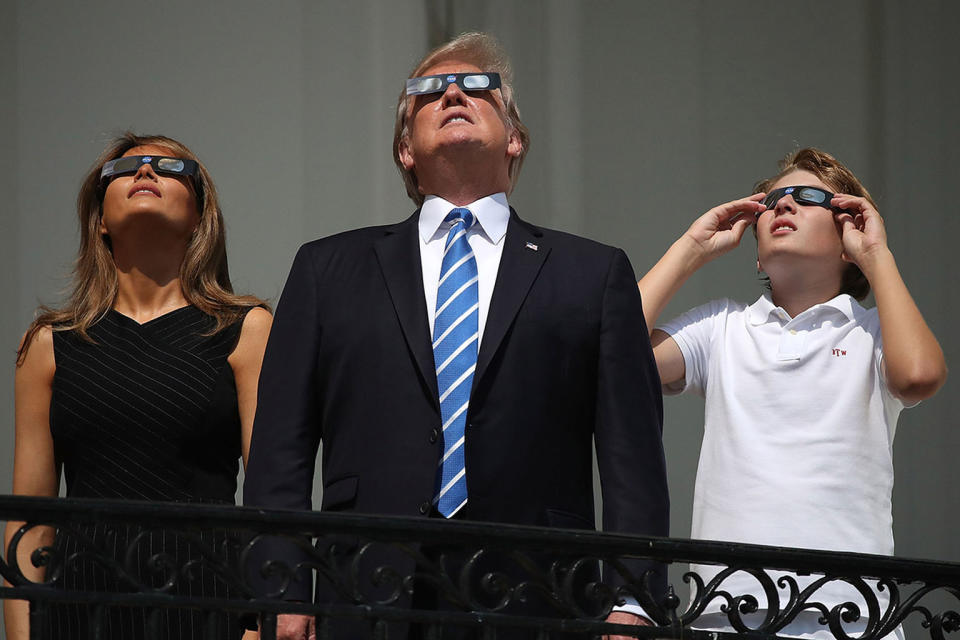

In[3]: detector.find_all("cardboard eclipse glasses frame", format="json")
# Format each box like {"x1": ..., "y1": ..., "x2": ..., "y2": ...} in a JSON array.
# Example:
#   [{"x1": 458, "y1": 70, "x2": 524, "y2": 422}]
[
  {"x1": 406, "y1": 72, "x2": 501, "y2": 96},
  {"x1": 760, "y1": 186, "x2": 851, "y2": 214}
]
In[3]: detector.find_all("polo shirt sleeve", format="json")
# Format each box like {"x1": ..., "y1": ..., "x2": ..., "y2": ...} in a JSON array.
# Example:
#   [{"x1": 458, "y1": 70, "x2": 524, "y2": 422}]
[
  {"x1": 864, "y1": 307, "x2": 918, "y2": 411},
  {"x1": 657, "y1": 298, "x2": 731, "y2": 397}
]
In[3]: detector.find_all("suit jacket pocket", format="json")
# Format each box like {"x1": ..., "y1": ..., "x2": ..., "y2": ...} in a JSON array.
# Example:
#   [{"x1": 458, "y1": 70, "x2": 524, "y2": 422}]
[
  {"x1": 321, "y1": 475, "x2": 359, "y2": 511},
  {"x1": 545, "y1": 507, "x2": 595, "y2": 531}
]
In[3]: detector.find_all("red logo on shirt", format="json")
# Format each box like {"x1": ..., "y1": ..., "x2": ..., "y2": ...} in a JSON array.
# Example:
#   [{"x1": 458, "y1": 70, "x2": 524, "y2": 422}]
[{"x1": 831, "y1": 348, "x2": 847, "y2": 357}]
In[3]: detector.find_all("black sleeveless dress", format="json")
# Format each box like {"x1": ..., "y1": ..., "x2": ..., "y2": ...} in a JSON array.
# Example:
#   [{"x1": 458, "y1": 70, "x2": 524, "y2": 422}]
[{"x1": 45, "y1": 306, "x2": 248, "y2": 639}]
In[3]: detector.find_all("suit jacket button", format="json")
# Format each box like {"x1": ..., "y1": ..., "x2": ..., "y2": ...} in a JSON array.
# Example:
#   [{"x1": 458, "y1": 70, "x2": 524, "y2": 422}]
[
  {"x1": 429, "y1": 428, "x2": 439, "y2": 443},
  {"x1": 419, "y1": 501, "x2": 431, "y2": 515}
]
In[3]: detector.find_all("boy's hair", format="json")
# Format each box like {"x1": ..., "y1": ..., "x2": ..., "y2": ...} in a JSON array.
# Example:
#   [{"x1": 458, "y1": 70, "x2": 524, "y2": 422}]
[{"x1": 753, "y1": 147, "x2": 876, "y2": 301}]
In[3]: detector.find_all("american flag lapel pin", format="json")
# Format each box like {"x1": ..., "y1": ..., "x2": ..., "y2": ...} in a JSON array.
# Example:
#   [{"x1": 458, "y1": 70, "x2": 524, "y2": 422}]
[{"x1": 525, "y1": 242, "x2": 538, "y2": 251}]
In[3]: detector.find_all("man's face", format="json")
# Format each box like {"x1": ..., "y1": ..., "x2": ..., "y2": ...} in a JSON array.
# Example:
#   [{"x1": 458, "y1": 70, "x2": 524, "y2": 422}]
[{"x1": 398, "y1": 59, "x2": 521, "y2": 179}]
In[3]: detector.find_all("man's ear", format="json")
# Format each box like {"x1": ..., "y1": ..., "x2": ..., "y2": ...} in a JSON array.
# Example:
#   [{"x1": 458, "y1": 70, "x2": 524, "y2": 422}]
[
  {"x1": 398, "y1": 138, "x2": 415, "y2": 170},
  {"x1": 757, "y1": 259, "x2": 763, "y2": 273},
  {"x1": 506, "y1": 128, "x2": 522, "y2": 158}
]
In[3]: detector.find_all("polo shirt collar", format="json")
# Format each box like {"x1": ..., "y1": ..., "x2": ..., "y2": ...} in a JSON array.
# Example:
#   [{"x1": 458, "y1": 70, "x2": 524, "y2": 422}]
[
  {"x1": 418, "y1": 193, "x2": 510, "y2": 244},
  {"x1": 747, "y1": 292, "x2": 861, "y2": 326},
  {"x1": 820, "y1": 293, "x2": 860, "y2": 323}
]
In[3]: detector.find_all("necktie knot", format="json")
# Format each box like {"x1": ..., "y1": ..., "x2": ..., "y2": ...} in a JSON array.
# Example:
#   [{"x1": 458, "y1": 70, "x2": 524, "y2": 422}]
[{"x1": 445, "y1": 207, "x2": 475, "y2": 230}]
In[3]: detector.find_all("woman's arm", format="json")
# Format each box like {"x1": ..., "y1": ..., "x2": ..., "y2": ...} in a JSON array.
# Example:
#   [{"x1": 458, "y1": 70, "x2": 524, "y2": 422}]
[
  {"x1": 833, "y1": 194, "x2": 947, "y2": 404},
  {"x1": 4, "y1": 327, "x2": 59, "y2": 640},
  {"x1": 228, "y1": 307, "x2": 273, "y2": 469},
  {"x1": 638, "y1": 194, "x2": 767, "y2": 384},
  {"x1": 178, "y1": 308, "x2": 271, "y2": 640},
  {"x1": 229, "y1": 308, "x2": 275, "y2": 639}
]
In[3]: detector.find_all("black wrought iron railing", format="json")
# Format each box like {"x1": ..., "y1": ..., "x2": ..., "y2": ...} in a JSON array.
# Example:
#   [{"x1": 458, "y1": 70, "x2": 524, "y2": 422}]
[{"x1": 1, "y1": 495, "x2": 958, "y2": 639}]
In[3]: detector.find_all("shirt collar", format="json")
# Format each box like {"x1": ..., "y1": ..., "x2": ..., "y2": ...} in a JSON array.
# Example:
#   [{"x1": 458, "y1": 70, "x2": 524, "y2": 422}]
[
  {"x1": 418, "y1": 193, "x2": 510, "y2": 244},
  {"x1": 747, "y1": 292, "x2": 861, "y2": 325}
]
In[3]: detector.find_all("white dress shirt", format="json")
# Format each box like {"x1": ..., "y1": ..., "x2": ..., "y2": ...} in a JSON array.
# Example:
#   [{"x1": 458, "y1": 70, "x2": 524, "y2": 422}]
[{"x1": 418, "y1": 193, "x2": 510, "y2": 346}]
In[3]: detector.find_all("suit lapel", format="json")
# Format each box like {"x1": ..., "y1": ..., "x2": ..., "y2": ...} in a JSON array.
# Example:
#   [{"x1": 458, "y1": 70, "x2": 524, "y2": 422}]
[
  {"x1": 475, "y1": 209, "x2": 549, "y2": 386},
  {"x1": 373, "y1": 212, "x2": 439, "y2": 408}
]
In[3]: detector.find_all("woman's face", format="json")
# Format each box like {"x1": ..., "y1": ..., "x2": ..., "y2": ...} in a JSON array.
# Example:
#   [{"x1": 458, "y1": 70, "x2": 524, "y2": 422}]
[{"x1": 99, "y1": 144, "x2": 200, "y2": 241}]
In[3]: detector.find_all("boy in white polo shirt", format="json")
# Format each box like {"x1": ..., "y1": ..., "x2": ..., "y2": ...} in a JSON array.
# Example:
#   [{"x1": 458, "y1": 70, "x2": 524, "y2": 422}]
[{"x1": 631, "y1": 148, "x2": 946, "y2": 638}]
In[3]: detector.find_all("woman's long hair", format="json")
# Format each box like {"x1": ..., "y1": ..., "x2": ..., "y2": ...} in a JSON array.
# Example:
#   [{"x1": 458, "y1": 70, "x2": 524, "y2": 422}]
[{"x1": 17, "y1": 132, "x2": 268, "y2": 364}]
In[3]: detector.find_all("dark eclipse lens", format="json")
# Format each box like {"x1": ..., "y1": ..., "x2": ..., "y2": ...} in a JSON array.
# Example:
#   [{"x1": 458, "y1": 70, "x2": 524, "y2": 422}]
[
  {"x1": 796, "y1": 187, "x2": 827, "y2": 204},
  {"x1": 462, "y1": 74, "x2": 491, "y2": 89},
  {"x1": 157, "y1": 158, "x2": 185, "y2": 173}
]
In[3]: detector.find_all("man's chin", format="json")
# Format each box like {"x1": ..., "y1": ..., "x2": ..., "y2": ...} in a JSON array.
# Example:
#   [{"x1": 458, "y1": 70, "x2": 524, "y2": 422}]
[{"x1": 435, "y1": 133, "x2": 486, "y2": 149}]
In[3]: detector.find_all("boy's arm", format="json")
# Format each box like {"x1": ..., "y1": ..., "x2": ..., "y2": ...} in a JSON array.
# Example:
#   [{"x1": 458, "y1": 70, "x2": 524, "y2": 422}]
[
  {"x1": 638, "y1": 194, "x2": 767, "y2": 384},
  {"x1": 834, "y1": 194, "x2": 948, "y2": 404}
]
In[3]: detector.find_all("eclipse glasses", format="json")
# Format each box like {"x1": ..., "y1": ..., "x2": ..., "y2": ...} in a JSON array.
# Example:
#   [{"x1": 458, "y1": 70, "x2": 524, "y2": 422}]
[
  {"x1": 761, "y1": 186, "x2": 850, "y2": 213},
  {"x1": 100, "y1": 155, "x2": 199, "y2": 183},
  {"x1": 406, "y1": 72, "x2": 501, "y2": 96}
]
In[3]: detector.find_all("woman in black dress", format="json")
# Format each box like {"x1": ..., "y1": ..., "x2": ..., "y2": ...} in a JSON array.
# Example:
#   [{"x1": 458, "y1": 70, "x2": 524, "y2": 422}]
[{"x1": 4, "y1": 133, "x2": 271, "y2": 639}]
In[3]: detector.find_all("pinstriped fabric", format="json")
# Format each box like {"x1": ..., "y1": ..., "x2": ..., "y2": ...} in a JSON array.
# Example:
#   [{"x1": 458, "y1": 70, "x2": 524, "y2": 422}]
[
  {"x1": 432, "y1": 208, "x2": 478, "y2": 518},
  {"x1": 45, "y1": 306, "x2": 247, "y2": 640}
]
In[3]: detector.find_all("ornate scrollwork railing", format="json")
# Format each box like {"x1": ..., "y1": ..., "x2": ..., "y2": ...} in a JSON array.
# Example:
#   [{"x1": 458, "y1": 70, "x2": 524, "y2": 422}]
[{"x1": 1, "y1": 495, "x2": 959, "y2": 639}]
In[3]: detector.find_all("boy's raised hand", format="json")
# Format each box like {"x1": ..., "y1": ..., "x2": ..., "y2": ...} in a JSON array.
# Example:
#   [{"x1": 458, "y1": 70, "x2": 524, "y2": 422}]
[
  {"x1": 833, "y1": 194, "x2": 890, "y2": 268},
  {"x1": 638, "y1": 193, "x2": 768, "y2": 337},
  {"x1": 683, "y1": 193, "x2": 768, "y2": 264}
]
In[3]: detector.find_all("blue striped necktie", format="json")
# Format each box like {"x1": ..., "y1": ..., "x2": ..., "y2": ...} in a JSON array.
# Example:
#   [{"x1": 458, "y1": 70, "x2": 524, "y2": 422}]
[{"x1": 432, "y1": 207, "x2": 479, "y2": 518}]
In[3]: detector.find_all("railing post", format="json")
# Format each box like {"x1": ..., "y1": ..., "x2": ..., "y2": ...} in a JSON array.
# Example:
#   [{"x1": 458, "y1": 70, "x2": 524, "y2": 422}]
[
  {"x1": 260, "y1": 612, "x2": 277, "y2": 640},
  {"x1": 203, "y1": 609, "x2": 223, "y2": 639},
  {"x1": 146, "y1": 607, "x2": 164, "y2": 640},
  {"x1": 87, "y1": 603, "x2": 105, "y2": 640},
  {"x1": 27, "y1": 599, "x2": 45, "y2": 640},
  {"x1": 316, "y1": 615, "x2": 331, "y2": 640}
]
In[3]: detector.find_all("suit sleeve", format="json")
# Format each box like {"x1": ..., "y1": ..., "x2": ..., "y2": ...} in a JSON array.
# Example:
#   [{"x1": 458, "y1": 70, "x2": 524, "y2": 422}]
[
  {"x1": 243, "y1": 244, "x2": 324, "y2": 602},
  {"x1": 593, "y1": 248, "x2": 670, "y2": 607}
]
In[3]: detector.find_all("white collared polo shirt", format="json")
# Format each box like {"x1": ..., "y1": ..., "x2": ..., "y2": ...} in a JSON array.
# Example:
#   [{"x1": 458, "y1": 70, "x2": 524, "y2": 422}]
[{"x1": 660, "y1": 293, "x2": 908, "y2": 620}]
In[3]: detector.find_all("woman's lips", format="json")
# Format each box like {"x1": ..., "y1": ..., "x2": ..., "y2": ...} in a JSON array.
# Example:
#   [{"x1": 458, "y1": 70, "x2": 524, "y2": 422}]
[{"x1": 128, "y1": 183, "x2": 161, "y2": 198}]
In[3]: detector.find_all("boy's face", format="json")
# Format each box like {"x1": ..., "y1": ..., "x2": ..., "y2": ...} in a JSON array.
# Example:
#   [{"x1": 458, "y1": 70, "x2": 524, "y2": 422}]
[{"x1": 756, "y1": 169, "x2": 847, "y2": 285}]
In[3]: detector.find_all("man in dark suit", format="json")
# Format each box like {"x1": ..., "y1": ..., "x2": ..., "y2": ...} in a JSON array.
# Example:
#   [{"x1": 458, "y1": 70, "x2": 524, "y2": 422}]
[{"x1": 244, "y1": 32, "x2": 668, "y2": 639}]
